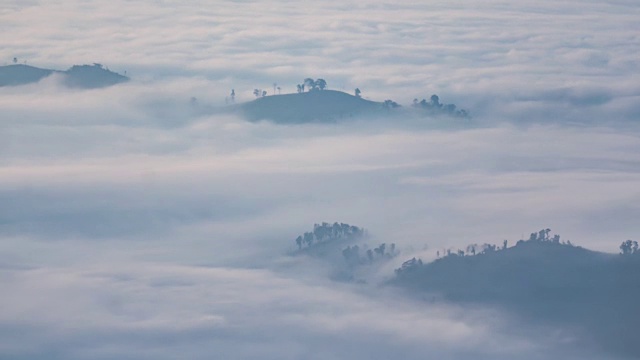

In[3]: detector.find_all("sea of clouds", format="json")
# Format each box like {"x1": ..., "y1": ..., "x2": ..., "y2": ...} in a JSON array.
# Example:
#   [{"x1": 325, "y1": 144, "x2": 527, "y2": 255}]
[{"x1": 1, "y1": 0, "x2": 640, "y2": 359}]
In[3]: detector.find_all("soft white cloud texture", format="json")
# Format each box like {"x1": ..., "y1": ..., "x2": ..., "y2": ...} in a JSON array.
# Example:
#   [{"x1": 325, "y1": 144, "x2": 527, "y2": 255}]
[{"x1": 1, "y1": 0, "x2": 640, "y2": 359}]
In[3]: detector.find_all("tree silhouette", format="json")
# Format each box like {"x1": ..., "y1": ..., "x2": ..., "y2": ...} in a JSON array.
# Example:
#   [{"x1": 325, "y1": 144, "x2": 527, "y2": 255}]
[
  {"x1": 293, "y1": 222, "x2": 365, "y2": 252},
  {"x1": 395, "y1": 257, "x2": 423, "y2": 274},
  {"x1": 466, "y1": 244, "x2": 477, "y2": 255},
  {"x1": 315, "y1": 78, "x2": 327, "y2": 90},
  {"x1": 303, "y1": 232, "x2": 314, "y2": 247},
  {"x1": 374, "y1": 243, "x2": 386, "y2": 257},
  {"x1": 383, "y1": 100, "x2": 400, "y2": 109},
  {"x1": 366, "y1": 249, "x2": 374, "y2": 262},
  {"x1": 253, "y1": 89, "x2": 260, "y2": 98},
  {"x1": 620, "y1": 240, "x2": 639, "y2": 255},
  {"x1": 304, "y1": 78, "x2": 316, "y2": 91},
  {"x1": 355, "y1": 88, "x2": 361, "y2": 97},
  {"x1": 430, "y1": 94, "x2": 441, "y2": 108}
]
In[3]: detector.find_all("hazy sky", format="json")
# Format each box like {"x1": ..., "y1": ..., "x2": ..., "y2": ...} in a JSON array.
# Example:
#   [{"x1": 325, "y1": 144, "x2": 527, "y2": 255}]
[{"x1": 1, "y1": 0, "x2": 640, "y2": 359}]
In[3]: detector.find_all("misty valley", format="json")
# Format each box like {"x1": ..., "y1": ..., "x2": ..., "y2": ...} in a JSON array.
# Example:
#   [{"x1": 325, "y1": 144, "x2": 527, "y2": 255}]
[
  {"x1": 289, "y1": 222, "x2": 640, "y2": 359},
  {"x1": 3, "y1": 1, "x2": 640, "y2": 359}
]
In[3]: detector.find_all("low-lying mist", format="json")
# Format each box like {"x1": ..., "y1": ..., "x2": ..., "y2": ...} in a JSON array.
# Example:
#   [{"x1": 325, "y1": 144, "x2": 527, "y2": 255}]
[{"x1": 1, "y1": 74, "x2": 639, "y2": 359}]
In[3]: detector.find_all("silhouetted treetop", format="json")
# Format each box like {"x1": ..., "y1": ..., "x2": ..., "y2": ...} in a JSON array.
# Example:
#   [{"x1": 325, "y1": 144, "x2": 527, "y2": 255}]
[
  {"x1": 412, "y1": 93, "x2": 469, "y2": 118},
  {"x1": 293, "y1": 222, "x2": 365, "y2": 250},
  {"x1": 620, "y1": 239, "x2": 639, "y2": 255},
  {"x1": 390, "y1": 229, "x2": 640, "y2": 359}
]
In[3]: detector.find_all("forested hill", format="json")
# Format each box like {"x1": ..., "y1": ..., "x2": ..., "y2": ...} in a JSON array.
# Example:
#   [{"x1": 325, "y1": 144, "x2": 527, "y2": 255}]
[
  {"x1": 390, "y1": 232, "x2": 640, "y2": 358},
  {"x1": 0, "y1": 63, "x2": 128, "y2": 88},
  {"x1": 240, "y1": 89, "x2": 382, "y2": 123}
]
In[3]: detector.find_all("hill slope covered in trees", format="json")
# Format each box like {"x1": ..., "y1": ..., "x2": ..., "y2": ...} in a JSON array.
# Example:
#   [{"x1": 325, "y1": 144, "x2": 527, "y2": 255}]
[{"x1": 390, "y1": 231, "x2": 640, "y2": 358}]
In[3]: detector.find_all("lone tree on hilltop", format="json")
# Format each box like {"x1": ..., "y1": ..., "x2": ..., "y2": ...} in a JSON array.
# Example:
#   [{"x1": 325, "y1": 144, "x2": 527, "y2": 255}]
[
  {"x1": 304, "y1": 78, "x2": 316, "y2": 91},
  {"x1": 315, "y1": 78, "x2": 327, "y2": 90},
  {"x1": 620, "y1": 240, "x2": 639, "y2": 255},
  {"x1": 430, "y1": 94, "x2": 441, "y2": 108},
  {"x1": 355, "y1": 88, "x2": 361, "y2": 97}
]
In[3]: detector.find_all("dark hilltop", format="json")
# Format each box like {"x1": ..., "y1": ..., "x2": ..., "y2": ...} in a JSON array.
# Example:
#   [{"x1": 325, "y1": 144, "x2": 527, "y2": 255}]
[
  {"x1": 231, "y1": 77, "x2": 470, "y2": 124},
  {"x1": 0, "y1": 62, "x2": 128, "y2": 89},
  {"x1": 391, "y1": 231, "x2": 640, "y2": 359}
]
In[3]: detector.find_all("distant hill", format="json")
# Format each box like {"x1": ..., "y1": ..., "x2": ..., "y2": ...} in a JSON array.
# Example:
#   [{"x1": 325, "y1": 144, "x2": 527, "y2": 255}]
[
  {"x1": 0, "y1": 63, "x2": 128, "y2": 88},
  {"x1": 239, "y1": 90, "x2": 384, "y2": 123},
  {"x1": 291, "y1": 222, "x2": 366, "y2": 258},
  {"x1": 0, "y1": 64, "x2": 54, "y2": 86},
  {"x1": 391, "y1": 234, "x2": 640, "y2": 358},
  {"x1": 63, "y1": 64, "x2": 128, "y2": 88}
]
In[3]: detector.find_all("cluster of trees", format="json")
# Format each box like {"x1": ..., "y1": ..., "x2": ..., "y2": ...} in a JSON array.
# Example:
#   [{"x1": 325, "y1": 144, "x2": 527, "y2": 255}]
[
  {"x1": 297, "y1": 78, "x2": 327, "y2": 93},
  {"x1": 395, "y1": 257, "x2": 423, "y2": 275},
  {"x1": 435, "y1": 240, "x2": 509, "y2": 259},
  {"x1": 396, "y1": 228, "x2": 568, "y2": 274},
  {"x1": 342, "y1": 242, "x2": 397, "y2": 266},
  {"x1": 295, "y1": 222, "x2": 364, "y2": 250},
  {"x1": 440, "y1": 229, "x2": 570, "y2": 259},
  {"x1": 620, "y1": 240, "x2": 639, "y2": 255},
  {"x1": 383, "y1": 99, "x2": 400, "y2": 109},
  {"x1": 518, "y1": 228, "x2": 567, "y2": 246},
  {"x1": 253, "y1": 88, "x2": 267, "y2": 98},
  {"x1": 412, "y1": 94, "x2": 469, "y2": 118}
]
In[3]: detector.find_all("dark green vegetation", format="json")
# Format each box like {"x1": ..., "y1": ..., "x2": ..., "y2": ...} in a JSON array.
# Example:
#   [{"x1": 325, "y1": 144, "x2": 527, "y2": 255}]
[
  {"x1": 0, "y1": 63, "x2": 128, "y2": 88},
  {"x1": 391, "y1": 230, "x2": 640, "y2": 358}
]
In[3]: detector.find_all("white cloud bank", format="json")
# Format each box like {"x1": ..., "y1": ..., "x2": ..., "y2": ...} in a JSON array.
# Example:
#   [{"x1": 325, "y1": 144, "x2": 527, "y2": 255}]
[{"x1": 1, "y1": 0, "x2": 640, "y2": 359}]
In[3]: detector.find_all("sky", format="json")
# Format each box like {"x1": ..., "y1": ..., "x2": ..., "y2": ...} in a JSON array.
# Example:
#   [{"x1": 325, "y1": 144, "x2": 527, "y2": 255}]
[{"x1": 1, "y1": 0, "x2": 640, "y2": 359}]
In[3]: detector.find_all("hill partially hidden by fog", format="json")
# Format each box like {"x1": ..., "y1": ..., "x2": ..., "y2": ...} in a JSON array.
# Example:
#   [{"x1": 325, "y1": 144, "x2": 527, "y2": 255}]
[
  {"x1": 390, "y1": 233, "x2": 640, "y2": 358},
  {"x1": 240, "y1": 90, "x2": 383, "y2": 123},
  {"x1": 0, "y1": 63, "x2": 128, "y2": 89}
]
